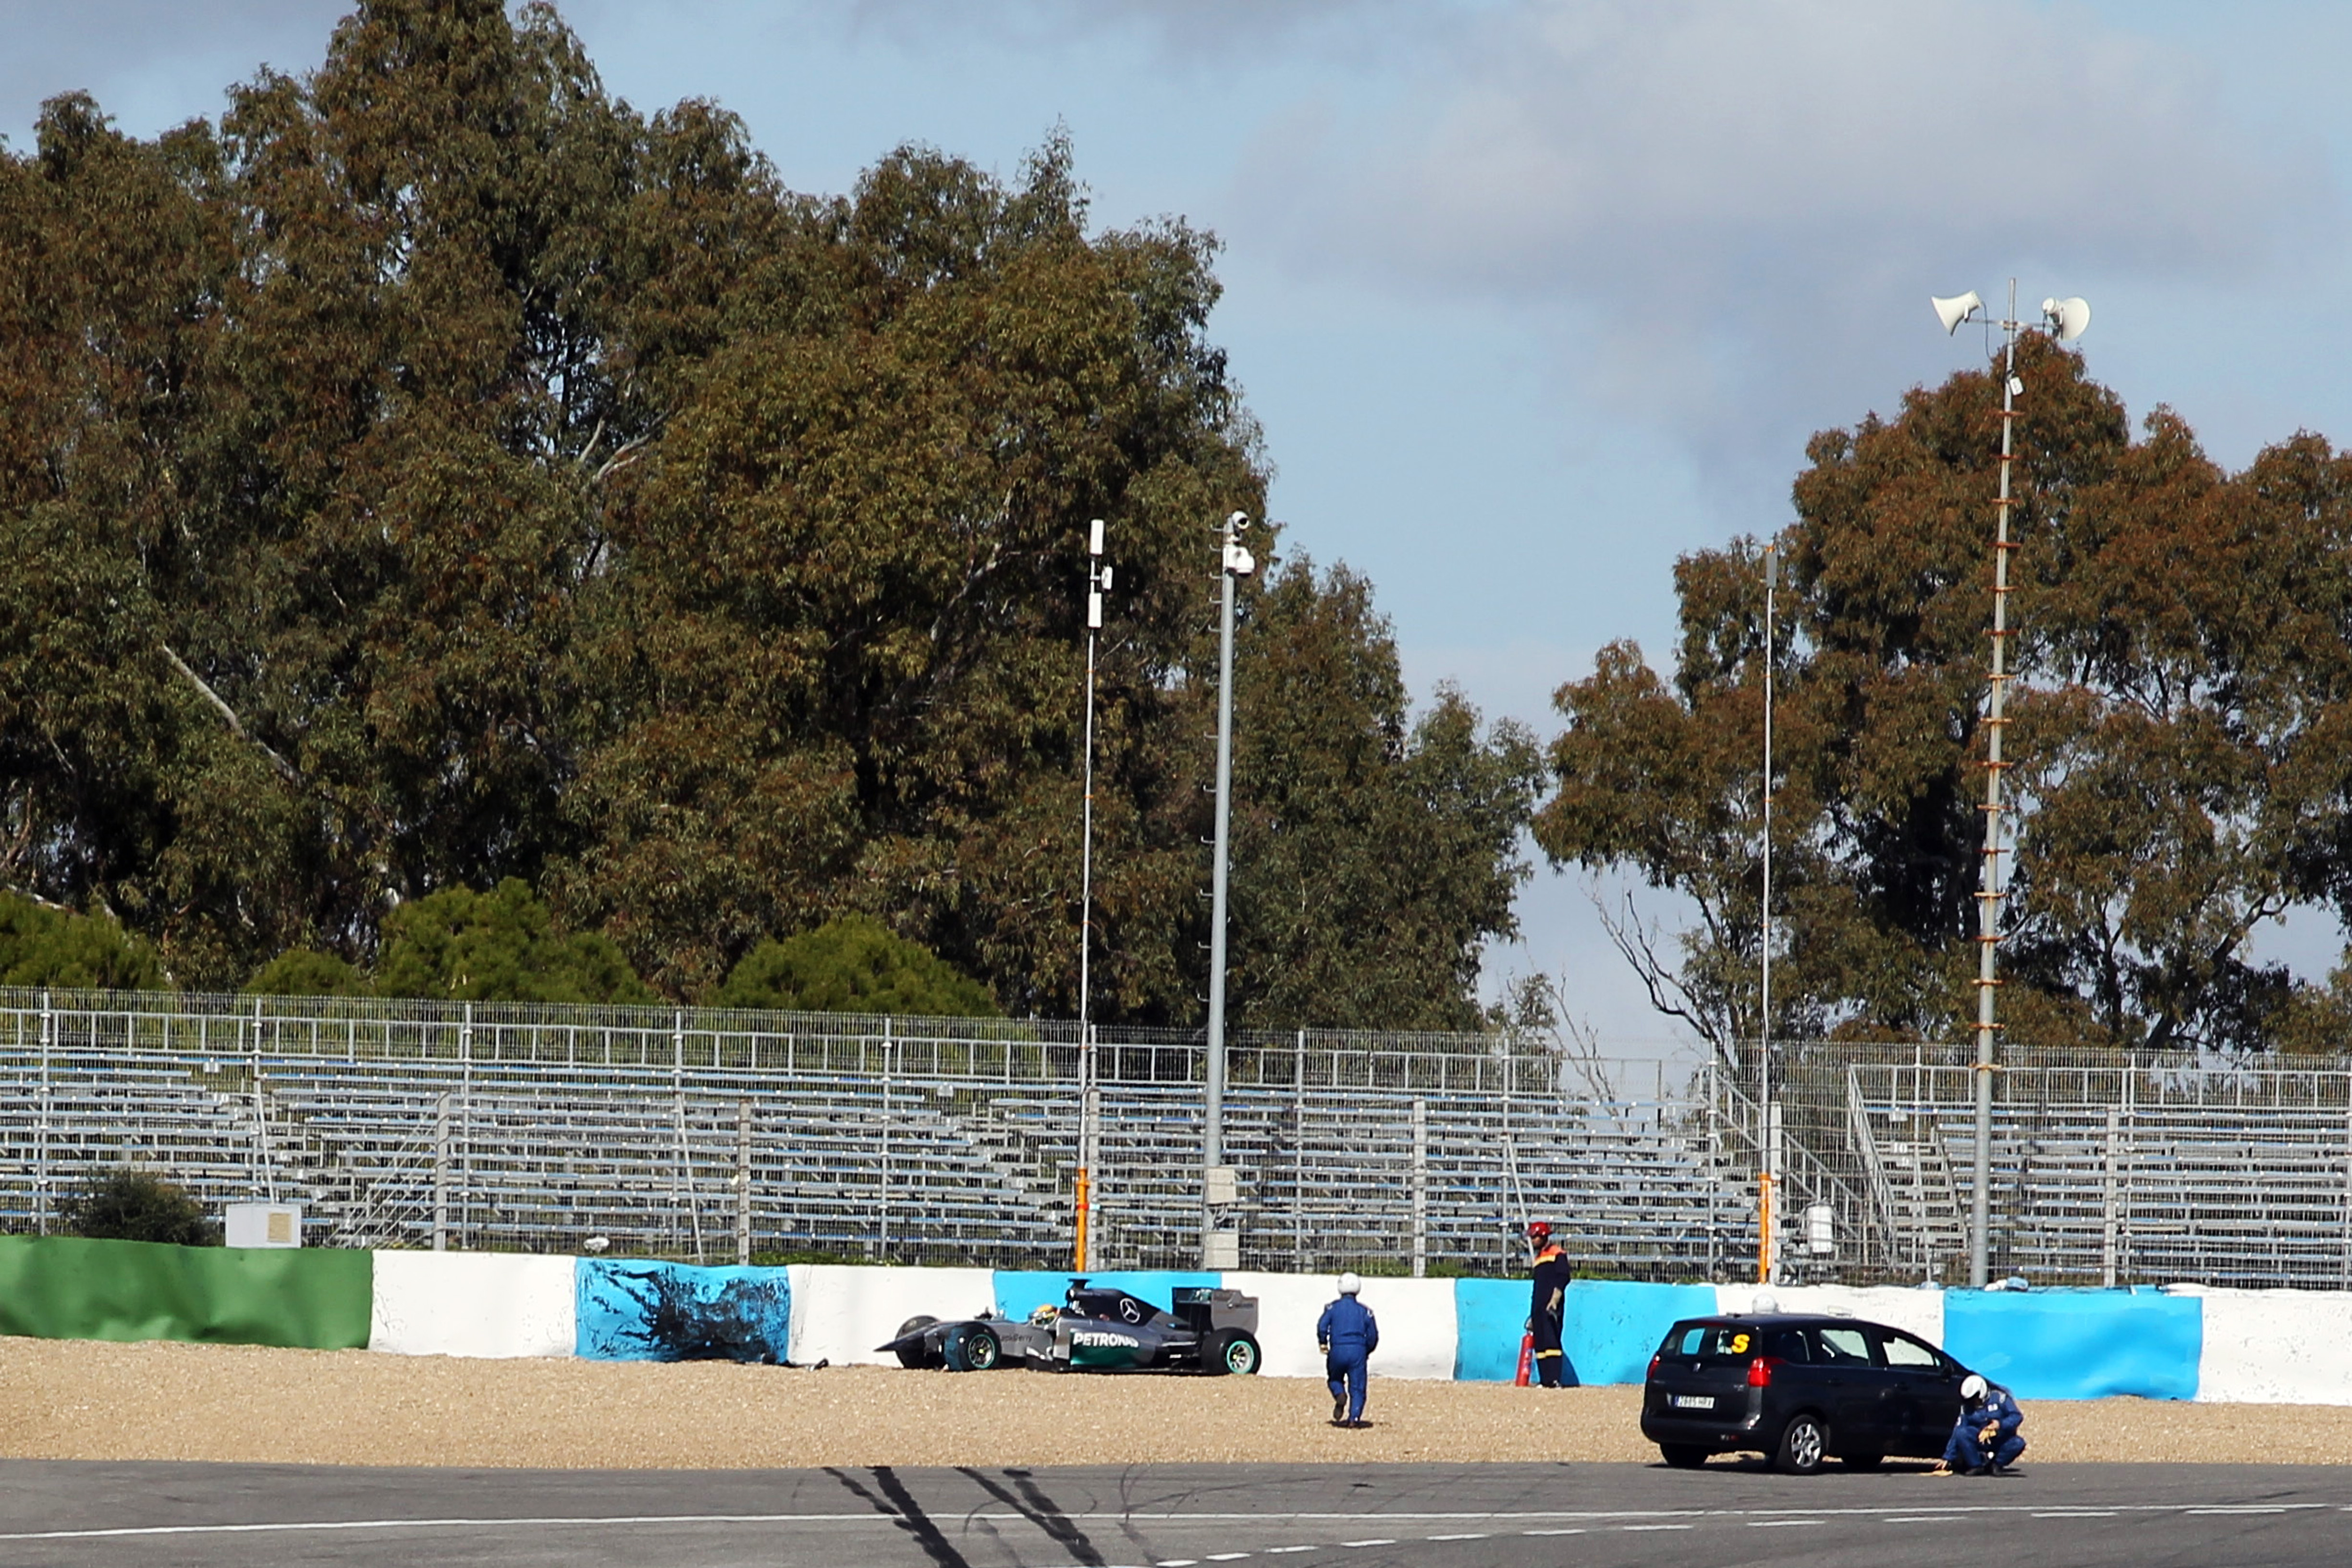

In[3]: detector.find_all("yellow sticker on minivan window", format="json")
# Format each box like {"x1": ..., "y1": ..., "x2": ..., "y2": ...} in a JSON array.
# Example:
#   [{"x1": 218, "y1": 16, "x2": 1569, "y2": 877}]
[{"x1": 1730, "y1": 1333, "x2": 1750, "y2": 1353}]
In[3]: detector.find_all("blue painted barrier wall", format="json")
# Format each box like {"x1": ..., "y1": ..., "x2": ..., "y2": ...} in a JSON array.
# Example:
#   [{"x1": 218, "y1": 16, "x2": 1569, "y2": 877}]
[
  {"x1": 1453, "y1": 1278, "x2": 1720, "y2": 1384},
  {"x1": 576, "y1": 1259, "x2": 792, "y2": 1362},
  {"x1": 1560, "y1": 1281, "x2": 1721, "y2": 1386},
  {"x1": 1452, "y1": 1278, "x2": 1527, "y2": 1381},
  {"x1": 1944, "y1": 1287, "x2": 2200, "y2": 1401}
]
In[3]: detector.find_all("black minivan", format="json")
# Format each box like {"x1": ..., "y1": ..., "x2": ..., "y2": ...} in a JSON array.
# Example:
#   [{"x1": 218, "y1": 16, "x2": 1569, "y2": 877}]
[{"x1": 1641, "y1": 1312, "x2": 1974, "y2": 1473}]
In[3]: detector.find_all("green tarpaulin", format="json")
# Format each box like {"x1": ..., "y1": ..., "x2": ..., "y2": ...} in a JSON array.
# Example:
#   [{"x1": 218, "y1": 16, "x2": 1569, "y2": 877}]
[{"x1": 0, "y1": 1235, "x2": 372, "y2": 1348}]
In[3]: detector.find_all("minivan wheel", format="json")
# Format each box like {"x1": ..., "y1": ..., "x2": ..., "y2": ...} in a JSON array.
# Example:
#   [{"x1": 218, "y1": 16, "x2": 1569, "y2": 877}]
[
  {"x1": 1659, "y1": 1444, "x2": 1710, "y2": 1469},
  {"x1": 1775, "y1": 1414, "x2": 1828, "y2": 1475}
]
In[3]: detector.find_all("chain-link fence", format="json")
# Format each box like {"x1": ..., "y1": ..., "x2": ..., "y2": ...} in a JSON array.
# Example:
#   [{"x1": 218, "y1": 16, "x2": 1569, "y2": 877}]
[{"x1": 5, "y1": 988, "x2": 2350, "y2": 1285}]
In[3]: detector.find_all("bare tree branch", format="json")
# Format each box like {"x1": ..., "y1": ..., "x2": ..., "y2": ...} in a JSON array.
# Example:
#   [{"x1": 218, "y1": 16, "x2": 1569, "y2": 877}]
[
  {"x1": 160, "y1": 644, "x2": 303, "y2": 790},
  {"x1": 1589, "y1": 878, "x2": 1738, "y2": 1072}
]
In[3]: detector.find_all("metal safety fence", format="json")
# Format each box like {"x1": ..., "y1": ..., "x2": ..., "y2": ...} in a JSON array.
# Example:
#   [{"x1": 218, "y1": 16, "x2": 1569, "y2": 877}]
[{"x1": 4, "y1": 988, "x2": 2352, "y2": 1286}]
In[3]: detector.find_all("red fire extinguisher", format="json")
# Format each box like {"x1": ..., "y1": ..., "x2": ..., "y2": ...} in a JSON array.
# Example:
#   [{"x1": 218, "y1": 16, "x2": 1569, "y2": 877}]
[{"x1": 1514, "y1": 1323, "x2": 1535, "y2": 1386}]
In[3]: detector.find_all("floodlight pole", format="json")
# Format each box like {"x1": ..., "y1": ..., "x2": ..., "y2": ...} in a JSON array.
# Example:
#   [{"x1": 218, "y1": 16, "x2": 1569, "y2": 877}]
[
  {"x1": 1203, "y1": 509, "x2": 1250, "y2": 1269},
  {"x1": 1965, "y1": 281, "x2": 2024, "y2": 1293},
  {"x1": 1077, "y1": 519, "x2": 1109, "y2": 1272},
  {"x1": 1936, "y1": 278, "x2": 2089, "y2": 1288},
  {"x1": 1758, "y1": 542, "x2": 1777, "y2": 1286}
]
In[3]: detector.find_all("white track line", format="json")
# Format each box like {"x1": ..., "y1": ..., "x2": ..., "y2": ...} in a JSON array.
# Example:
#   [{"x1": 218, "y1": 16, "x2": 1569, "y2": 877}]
[
  {"x1": 1, "y1": 1498, "x2": 2336, "y2": 1546},
  {"x1": 0, "y1": 1513, "x2": 886, "y2": 1544}
]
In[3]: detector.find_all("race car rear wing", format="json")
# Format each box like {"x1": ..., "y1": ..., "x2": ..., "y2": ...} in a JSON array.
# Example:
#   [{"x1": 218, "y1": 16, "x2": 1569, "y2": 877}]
[{"x1": 1172, "y1": 1286, "x2": 1259, "y2": 1336}]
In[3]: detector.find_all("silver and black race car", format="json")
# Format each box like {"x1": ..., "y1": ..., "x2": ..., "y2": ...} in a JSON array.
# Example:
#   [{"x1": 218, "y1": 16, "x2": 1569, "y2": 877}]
[{"x1": 879, "y1": 1277, "x2": 1262, "y2": 1375}]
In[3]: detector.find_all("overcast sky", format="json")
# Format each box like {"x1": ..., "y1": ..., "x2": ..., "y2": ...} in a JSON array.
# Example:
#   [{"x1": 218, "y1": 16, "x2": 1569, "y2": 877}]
[{"x1": 9, "y1": 0, "x2": 2351, "y2": 1052}]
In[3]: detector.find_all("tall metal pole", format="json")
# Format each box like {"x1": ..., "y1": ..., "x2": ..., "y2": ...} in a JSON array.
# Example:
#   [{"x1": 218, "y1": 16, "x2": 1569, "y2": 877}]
[
  {"x1": 1078, "y1": 519, "x2": 1109, "y2": 1272},
  {"x1": 1204, "y1": 509, "x2": 1251, "y2": 1267},
  {"x1": 1081, "y1": 519, "x2": 1105, "y2": 1039},
  {"x1": 1970, "y1": 281, "x2": 2022, "y2": 1291},
  {"x1": 1758, "y1": 543, "x2": 1776, "y2": 1286}
]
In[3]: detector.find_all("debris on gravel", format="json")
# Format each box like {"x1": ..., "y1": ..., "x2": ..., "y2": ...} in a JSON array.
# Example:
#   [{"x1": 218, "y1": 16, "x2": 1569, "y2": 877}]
[{"x1": 2, "y1": 1338, "x2": 2345, "y2": 1470}]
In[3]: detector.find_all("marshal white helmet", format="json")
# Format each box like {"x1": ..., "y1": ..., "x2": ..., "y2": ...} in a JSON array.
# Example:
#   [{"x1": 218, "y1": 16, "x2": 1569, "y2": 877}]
[
  {"x1": 1960, "y1": 1373, "x2": 1988, "y2": 1402},
  {"x1": 1337, "y1": 1272, "x2": 1363, "y2": 1296}
]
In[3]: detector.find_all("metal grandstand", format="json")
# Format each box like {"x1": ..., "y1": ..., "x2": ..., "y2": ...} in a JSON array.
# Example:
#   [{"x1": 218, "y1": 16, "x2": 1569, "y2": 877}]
[{"x1": 3, "y1": 988, "x2": 2349, "y2": 1286}]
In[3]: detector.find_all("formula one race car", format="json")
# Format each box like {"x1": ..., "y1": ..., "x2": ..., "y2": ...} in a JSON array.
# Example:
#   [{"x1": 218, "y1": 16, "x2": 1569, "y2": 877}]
[{"x1": 879, "y1": 1277, "x2": 1262, "y2": 1375}]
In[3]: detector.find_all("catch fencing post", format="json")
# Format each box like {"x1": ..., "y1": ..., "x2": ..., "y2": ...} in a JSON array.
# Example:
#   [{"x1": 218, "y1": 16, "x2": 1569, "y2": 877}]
[
  {"x1": 35, "y1": 990, "x2": 51, "y2": 1237},
  {"x1": 433, "y1": 1091, "x2": 452, "y2": 1252},
  {"x1": 1705, "y1": 1058, "x2": 1718, "y2": 1281},
  {"x1": 1411, "y1": 1096, "x2": 1428, "y2": 1279},
  {"x1": 673, "y1": 1011, "x2": 703, "y2": 1263},
  {"x1": 2117, "y1": 1104, "x2": 2135, "y2": 1288},
  {"x1": 2341, "y1": 1083, "x2": 2352, "y2": 1292},
  {"x1": 459, "y1": 1002, "x2": 473, "y2": 1250},
  {"x1": 251, "y1": 997, "x2": 276, "y2": 1200},
  {"x1": 736, "y1": 1097, "x2": 753, "y2": 1267},
  {"x1": 1293, "y1": 1030, "x2": 1306, "y2": 1273},
  {"x1": 879, "y1": 1018, "x2": 893, "y2": 1258}
]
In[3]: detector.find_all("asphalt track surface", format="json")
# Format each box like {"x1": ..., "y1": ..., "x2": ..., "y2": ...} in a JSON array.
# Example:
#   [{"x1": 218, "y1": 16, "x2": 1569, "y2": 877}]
[{"x1": 2, "y1": 1459, "x2": 2348, "y2": 1568}]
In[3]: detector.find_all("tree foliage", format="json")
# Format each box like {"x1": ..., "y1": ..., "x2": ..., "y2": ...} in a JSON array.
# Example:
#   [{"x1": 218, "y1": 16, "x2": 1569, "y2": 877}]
[
  {"x1": 1539, "y1": 337, "x2": 2352, "y2": 1055},
  {"x1": 370, "y1": 879, "x2": 653, "y2": 1004},
  {"x1": 0, "y1": 893, "x2": 166, "y2": 990},
  {"x1": 1227, "y1": 560, "x2": 1543, "y2": 1030},
  {"x1": 244, "y1": 947, "x2": 369, "y2": 997},
  {"x1": 714, "y1": 915, "x2": 1000, "y2": 1017},
  {"x1": 0, "y1": 0, "x2": 1537, "y2": 1029}
]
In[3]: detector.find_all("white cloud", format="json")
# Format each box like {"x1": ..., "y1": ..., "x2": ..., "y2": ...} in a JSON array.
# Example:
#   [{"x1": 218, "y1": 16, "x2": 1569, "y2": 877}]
[
  {"x1": 1237, "y1": 0, "x2": 2335, "y2": 470},
  {"x1": 842, "y1": 0, "x2": 1436, "y2": 58}
]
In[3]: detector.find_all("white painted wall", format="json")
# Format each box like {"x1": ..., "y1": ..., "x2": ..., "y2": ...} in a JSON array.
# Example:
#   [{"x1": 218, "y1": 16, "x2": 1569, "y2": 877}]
[
  {"x1": 1222, "y1": 1273, "x2": 1458, "y2": 1381},
  {"x1": 2185, "y1": 1286, "x2": 2352, "y2": 1404},
  {"x1": 785, "y1": 1263, "x2": 997, "y2": 1367},
  {"x1": 367, "y1": 1250, "x2": 577, "y2": 1358}
]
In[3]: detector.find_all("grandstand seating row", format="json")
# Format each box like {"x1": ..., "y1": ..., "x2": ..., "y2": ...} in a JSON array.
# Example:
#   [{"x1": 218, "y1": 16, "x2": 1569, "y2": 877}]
[
  {"x1": 17, "y1": 1002, "x2": 2352, "y2": 1286},
  {"x1": 0, "y1": 1037, "x2": 1743, "y2": 1272}
]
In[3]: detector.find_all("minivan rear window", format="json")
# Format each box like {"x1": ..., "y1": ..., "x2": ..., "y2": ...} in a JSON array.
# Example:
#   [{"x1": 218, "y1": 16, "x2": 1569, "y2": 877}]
[{"x1": 1662, "y1": 1323, "x2": 1809, "y2": 1365}]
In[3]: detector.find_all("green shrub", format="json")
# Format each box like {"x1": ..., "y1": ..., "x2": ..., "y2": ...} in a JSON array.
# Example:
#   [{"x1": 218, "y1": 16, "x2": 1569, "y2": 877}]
[
  {"x1": 372, "y1": 880, "x2": 654, "y2": 1004},
  {"x1": 58, "y1": 1167, "x2": 218, "y2": 1246},
  {"x1": 0, "y1": 893, "x2": 165, "y2": 990},
  {"x1": 715, "y1": 916, "x2": 1000, "y2": 1017},
  {"x1": 244, "y1": 948, "x2": 368, "y2": 996}
]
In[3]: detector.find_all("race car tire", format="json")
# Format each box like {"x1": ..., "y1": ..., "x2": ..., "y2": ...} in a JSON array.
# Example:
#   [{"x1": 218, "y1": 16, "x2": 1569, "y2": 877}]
[
  {"x1": 1841, "y1": 1451, "x2": 1885, "y2": 1471},
  {"x1": 1658, "y1": 1444, "x2": 1710, "y2": 1469},
  {"x1": 1202, "y1": 1330, "x2": 1262, "y2": 1376},
  {"x1": 943, "y1": 1323, "x2": 1002, "y2": 1372},
  {"x1": 1774, "y1": 1413, "x2": 1829, "y2": 1475},
  {"x1": 894, "y1": 1316, "x2": 941, "y2": 1370}
]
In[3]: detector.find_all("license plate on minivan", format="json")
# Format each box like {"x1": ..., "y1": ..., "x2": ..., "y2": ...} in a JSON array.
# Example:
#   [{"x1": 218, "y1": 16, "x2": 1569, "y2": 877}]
[{"x1": 1671, "y1": 1395, "x2": 1715, "y2": 1409}]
